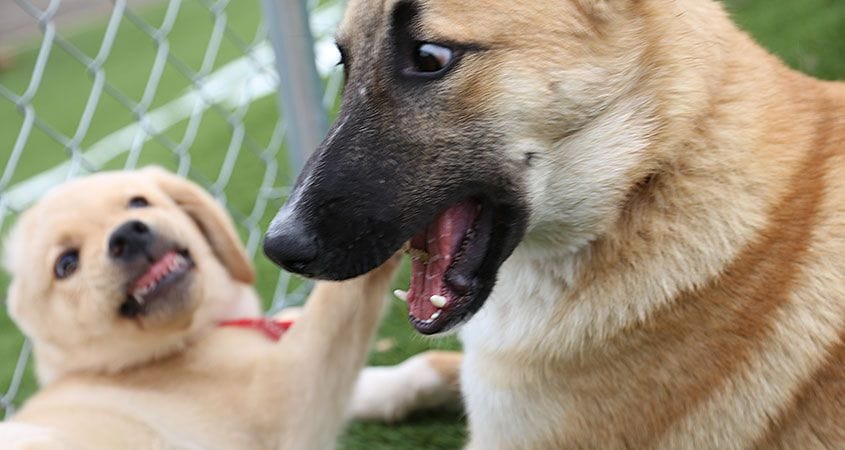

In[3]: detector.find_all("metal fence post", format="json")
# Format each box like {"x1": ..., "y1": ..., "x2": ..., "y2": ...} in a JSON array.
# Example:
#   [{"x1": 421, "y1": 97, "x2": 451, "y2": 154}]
[{"x1": 261, "y1": 0, "x2": 328, "y2": 173}]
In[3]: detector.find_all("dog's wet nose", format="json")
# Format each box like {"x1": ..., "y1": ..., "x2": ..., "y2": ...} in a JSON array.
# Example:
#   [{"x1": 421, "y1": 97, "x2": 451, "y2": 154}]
[
  {"x1": 263, "y1": 214, "x2": 317, "y2": 274},
  {"x1": 108, "y1": 220, "x2": 153, "y2": 261}
]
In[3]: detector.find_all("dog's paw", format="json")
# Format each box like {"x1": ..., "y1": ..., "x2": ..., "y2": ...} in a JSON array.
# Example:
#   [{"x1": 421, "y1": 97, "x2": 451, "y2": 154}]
[{"x1": 349, "y1": 352, "x2": 461, "y2": 422}]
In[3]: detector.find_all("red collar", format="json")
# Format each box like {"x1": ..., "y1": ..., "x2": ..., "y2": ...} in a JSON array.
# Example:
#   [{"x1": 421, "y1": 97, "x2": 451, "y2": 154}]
[{"x1": 217, "y1": 318, "x2": 294, "y2": 342}]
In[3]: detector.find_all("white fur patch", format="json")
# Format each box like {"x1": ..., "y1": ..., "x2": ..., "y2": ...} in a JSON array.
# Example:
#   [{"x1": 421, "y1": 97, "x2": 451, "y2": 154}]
[{"x1": 348, "y1": 354, "x2": 453, "y2": 422}]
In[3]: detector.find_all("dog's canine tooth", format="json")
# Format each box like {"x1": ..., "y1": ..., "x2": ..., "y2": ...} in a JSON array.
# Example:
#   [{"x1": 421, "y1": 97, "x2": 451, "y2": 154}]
[
  {"x1": 393, "y1": 289, "x2": 408, "y2": 302},
  {"x1": 430, "y1": 295, "x2": 447, "y2": 308},
  {"x1": 132, "y1": 293, "x2": 145, "y2": 305}
]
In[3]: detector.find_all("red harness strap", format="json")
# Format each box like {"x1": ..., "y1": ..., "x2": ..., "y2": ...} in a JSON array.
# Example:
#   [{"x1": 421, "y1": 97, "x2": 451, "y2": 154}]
[{"x1": 217, "y1": 318, "x2": 294, "y2": 342}]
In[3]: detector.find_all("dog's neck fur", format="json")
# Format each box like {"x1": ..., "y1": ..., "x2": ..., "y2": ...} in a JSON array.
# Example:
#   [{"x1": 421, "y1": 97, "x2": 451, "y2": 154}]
[
  {"x1": 461, "y1": 1, "x2": 845, "y2": 448},
  {"x1": 32, "y1": 332, "x2": 195, "y2": 386},
  {"x1": 32, "y1": 284, "x2": 261, "y2": 385}
]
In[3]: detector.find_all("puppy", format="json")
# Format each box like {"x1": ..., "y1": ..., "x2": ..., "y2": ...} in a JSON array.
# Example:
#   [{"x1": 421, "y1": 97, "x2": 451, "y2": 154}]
[
  {"x1": 264, "y1": 0, "x2": 845, "y2": 448},
  {"x1": 0, "y1": 167, "x2": 398, "y2": 449}
]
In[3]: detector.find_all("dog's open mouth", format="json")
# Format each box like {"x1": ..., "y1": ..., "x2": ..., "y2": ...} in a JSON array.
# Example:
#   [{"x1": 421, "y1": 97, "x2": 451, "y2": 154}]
[
  {"x1": 397, "y1": 199, "x2": 495, "y2": 334},
  {"x1": 120, "y1": 249, "x2": 194, "y2": 317}
]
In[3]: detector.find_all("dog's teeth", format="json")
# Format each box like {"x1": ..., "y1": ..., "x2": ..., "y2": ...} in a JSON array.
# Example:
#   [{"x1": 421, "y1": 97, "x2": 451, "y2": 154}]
[
  {"x1": 133, "y1": 294, "x2": 145, "y2": 305},
  {"x1": 430, "y1": 310, "x2": 440, "y2": 320},
  {"x1": 430, "y1": 295, "x2": 447, "y2": 308},
  {"x1": 393, "y1": 289, "x2": 408, "y2": 302}
]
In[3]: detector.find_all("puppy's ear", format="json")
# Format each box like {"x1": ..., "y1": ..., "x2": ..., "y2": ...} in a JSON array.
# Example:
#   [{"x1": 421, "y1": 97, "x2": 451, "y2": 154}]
[
  {"x1": 142, "y1": 167, "x2": 255, "y2": 284},
  {"x1": 3, "y1": 220, "x2": 31, "y2": 331}
]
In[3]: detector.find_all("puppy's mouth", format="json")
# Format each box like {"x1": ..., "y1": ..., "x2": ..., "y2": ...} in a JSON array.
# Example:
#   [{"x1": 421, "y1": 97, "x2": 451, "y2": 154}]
[
  {"x1": 398, "y1": 199, "x2": 498, "y2": 335},
  {"x1": 120, "y1": 249, "x2": 194, "y2": 318}
]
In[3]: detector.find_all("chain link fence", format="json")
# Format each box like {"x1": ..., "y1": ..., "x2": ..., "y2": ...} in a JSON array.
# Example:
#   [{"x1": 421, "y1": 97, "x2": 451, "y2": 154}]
[{"x1": 0, "y1": 0, "x2": 344, "y2": 417}]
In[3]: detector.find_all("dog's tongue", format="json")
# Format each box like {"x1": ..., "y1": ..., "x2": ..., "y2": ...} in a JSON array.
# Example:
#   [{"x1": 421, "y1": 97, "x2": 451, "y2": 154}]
[{"x1": 407, "y1": 201, "x2": 479, "y2": 320}]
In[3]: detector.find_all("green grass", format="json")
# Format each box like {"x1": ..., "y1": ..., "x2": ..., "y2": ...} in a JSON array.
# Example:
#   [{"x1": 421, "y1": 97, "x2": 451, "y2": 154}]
[
  {"x1": 0, "y1": 0, "x2": 843, "y2": 448},
  {"x1": 726, "y1": 0, "x2": 845, "y2": 80}
]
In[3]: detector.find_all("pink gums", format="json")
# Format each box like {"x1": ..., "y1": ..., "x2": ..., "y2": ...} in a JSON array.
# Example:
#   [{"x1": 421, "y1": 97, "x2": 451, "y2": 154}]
[{"x1": 130, "y1": 251, "x2": 181, "y2": 293}]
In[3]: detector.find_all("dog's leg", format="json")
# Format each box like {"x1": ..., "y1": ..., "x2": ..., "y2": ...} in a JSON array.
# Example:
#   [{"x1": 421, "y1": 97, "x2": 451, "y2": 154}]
[
  {"x1": 349, "y1": 350, "x2": 463, "y2": 422},
  {"x1": 277, "y1": 307, "x2": 464, "y2": 422},
  {"x1": 268, "y1": 255, "x2": 400, "y2": 449}
]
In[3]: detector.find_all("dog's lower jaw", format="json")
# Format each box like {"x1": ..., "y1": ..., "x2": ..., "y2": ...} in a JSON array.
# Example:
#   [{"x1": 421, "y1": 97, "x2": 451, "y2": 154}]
[{"x1": 458, "y1": 244, "x2": 585, "y2": 356}]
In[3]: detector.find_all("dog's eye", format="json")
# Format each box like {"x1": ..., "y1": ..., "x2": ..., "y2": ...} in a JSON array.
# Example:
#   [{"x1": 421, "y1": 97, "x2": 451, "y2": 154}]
[
  {"x1": 410, "y1": 42, "x2": 453, "y2": 75},
  {"x1": 336, "y1": 44, "x2": 350, "y2": 83},
  {"x1": 128, "y1": 196, "x2": 149, "y2": 208},
  {"x1": 336, "y1": 44, "x2": 347, "y2": 67},
  {"x1": 54, "y1": 250, "x2": 80, "y2": 279}
]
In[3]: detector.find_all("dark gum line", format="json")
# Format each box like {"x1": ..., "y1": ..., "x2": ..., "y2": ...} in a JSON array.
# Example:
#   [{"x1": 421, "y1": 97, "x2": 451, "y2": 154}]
[{"x1": 444, "y1": 201, "x2": 492, "y2": 296}]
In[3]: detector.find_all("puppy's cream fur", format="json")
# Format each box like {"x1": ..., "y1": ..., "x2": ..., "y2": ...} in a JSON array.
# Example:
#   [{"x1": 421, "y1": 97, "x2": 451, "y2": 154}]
[
  {"x1": 0, "y1": 168, "x2": 398, "y2": 449},
  {"x1": 338, "y1": 0, "x2": 845, "y2": 447}
]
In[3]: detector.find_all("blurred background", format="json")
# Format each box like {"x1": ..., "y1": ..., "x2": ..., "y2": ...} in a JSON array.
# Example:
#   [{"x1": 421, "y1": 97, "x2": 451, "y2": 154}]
[{"x1": 0, "y1": 0, "x2": 842, "y2": 448}]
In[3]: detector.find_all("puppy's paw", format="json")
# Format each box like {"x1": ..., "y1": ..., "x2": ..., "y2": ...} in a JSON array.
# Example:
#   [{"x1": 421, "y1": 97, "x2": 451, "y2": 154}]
[
  {"x1": 349, "y1": 351, "x2": 462, "y2": 422},
  {"x1": 272, "y1": 306, "x2": 304, "y2": 322},
  {"x1": 360, "y1": 252, "x2": 403, "y2": 286}
]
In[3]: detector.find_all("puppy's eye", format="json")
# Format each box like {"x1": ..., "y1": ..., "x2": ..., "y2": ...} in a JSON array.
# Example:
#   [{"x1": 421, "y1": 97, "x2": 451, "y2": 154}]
[
  {"x1": 410, "y1": 42, "x2": 453, "y2": 74},
  {"x1": 128, "y1": 196, "x2": 149, "y2": 208},
  {"x1": 55, "y1": 250, "x2": 79, "y2": 279}
]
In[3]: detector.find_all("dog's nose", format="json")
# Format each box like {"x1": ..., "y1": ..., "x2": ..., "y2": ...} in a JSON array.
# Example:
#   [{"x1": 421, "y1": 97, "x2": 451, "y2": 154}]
[
  {"x1": 108, "y1": 220, "x2": 153, "y2": 261},
  {"x1": 263, "y1": 214, "x2": 317, "y2": 274}
]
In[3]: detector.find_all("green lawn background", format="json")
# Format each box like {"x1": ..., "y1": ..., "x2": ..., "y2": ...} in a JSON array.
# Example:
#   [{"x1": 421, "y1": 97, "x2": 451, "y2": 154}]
[{"x1": 0, "y1": 0, "x2": 842, "y2": 448}]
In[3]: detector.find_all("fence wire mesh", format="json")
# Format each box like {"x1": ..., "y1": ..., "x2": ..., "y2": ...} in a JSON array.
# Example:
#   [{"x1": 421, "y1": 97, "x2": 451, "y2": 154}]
[{"x1": 0, "y1": 0, "x2": 344, "y2": 417}]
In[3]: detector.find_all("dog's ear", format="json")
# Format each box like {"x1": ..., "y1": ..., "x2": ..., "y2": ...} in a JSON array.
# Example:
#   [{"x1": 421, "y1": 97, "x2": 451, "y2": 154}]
[{"x1": 142, "y1": 166, "x2": 255, "y2": 284}]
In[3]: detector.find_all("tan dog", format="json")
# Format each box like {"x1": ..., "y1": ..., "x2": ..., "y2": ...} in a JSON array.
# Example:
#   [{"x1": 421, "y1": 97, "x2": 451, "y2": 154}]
[
  {"x1": 0, "y1": 167, "x2": 398, "y2": 449},
  {"x1": 262, "y1": 0, "x2": 845, "y2": 448}
]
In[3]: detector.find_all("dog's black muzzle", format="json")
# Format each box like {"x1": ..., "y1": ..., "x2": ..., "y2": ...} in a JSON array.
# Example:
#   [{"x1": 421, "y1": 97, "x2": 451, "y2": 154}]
[
  {"x1": 263, "y1": 76, "x2": 526, "y2": 281},
  {"x1": 262, "y1": 140, "x2": 412, "y2": 280}
]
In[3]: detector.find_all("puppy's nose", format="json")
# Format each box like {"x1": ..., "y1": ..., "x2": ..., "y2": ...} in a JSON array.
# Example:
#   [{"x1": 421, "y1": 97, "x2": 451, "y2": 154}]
[
  {"x1": 263, "y1": 214, "x2": 317, "y2": 274},
  {"x1": 108, "y1": 220, "x2": 153, "y2": 261}
]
